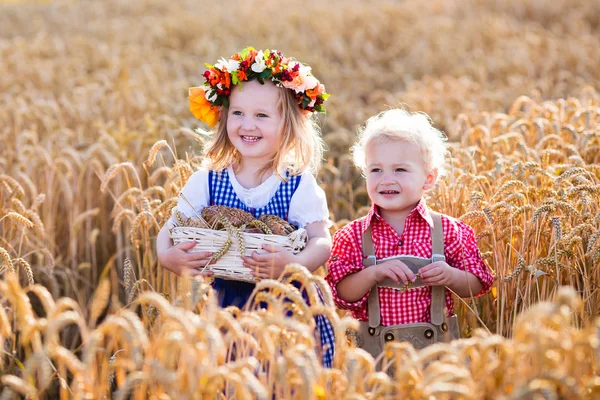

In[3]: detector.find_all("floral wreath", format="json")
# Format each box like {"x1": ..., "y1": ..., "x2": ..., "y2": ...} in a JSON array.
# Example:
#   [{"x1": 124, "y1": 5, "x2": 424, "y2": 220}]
[{"x1": 188, "y1": 46, "x2": 329, "y2": 128}]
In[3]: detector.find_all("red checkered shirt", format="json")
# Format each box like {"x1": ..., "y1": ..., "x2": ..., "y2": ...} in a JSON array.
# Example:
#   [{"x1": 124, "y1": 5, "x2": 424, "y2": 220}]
[{"x1": 325, "y1": 199, "x2": 494, "y2": 326}]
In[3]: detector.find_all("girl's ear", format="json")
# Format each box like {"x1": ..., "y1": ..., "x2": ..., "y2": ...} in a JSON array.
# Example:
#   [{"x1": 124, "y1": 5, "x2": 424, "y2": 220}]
[{"x1": 423, "y1": 168, "x2": 438, "y2": 190}]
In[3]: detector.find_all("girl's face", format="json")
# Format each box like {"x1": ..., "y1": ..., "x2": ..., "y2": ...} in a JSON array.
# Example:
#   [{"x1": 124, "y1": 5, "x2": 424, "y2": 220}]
[
  {"x1": 227, "y1": 80, "x2": 282, "y2": 169},
  {"x1": 365, "y1": 139, "x2": 437, "y2": 219}
]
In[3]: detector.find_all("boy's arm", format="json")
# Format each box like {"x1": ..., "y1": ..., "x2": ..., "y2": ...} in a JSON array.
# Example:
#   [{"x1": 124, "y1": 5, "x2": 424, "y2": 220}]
[
  {"x1": 446, "y1": 269, "x2": 484, "y2": 297},
  {"x1": 335, "y1": 268, "x2": 377, "y2": 303},
  {"x1": 325, "y1": 224, "x2": 372, "y2": 311},
  {"x1": 421, "y1": 217, "x2": 494, "y2": 297}
]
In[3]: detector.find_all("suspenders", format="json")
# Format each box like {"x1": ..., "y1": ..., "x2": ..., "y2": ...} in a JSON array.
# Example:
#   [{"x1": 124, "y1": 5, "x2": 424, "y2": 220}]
[{"x1": 357, "y1": 211, "x2": 459, "y2": 354}]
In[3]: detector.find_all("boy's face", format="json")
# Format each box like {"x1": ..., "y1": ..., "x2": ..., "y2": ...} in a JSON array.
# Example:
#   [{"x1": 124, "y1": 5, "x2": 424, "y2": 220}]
[{"x1": 364, "y1": 139, "x2": 437, "y2": 218}]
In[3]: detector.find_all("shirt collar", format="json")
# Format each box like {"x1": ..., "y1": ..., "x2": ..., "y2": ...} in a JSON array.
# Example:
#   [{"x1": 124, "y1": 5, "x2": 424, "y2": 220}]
[{"x1": 361, "y1": 198, "x2": 434, "y2": 234}]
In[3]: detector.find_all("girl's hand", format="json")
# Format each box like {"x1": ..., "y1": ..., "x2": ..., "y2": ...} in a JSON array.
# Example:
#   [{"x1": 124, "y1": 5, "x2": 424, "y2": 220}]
[
  {"x1": 419, "y1": 261, "x2": 457, "y2": 286},
  {"x1": 370, "y1": 259, "x2": 417, "y2": 286},
  {"x1": 158, "y1": 241, "x2": 215, "y2": 277},
  {"x1": 243, "y1": 244, "x2": 295, "y2": 280}
]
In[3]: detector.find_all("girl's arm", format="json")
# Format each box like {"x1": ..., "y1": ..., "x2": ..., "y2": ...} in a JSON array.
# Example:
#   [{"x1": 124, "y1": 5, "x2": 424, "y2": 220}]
[
  {"x1": 293, "y1": 220, "x2": 331, "y2": 272},
  {"x1": 156, "y1": 221, "x2": 214, "y2": 277},
  {"x1": 243, "y1": 220, "x2": 331, "y2": 279}
]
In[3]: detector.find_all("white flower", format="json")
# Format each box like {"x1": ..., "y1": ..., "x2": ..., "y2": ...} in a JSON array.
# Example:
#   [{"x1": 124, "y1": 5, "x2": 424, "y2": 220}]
[
  {"x1": 204, "y1": 86, "x2": 217, "y2": 102},
  {"x1": 251, "y1": 51, "x2": 266, "y2": 73},
  {"x1": 215, "y1": 58, "x2": 240, "y2": 72},
  {"x1": 298, "y1": 64, "x2": 312, "y2": 75},
  {"x1": 303, "y1": 75, "x2": 318, "y2": 91}
]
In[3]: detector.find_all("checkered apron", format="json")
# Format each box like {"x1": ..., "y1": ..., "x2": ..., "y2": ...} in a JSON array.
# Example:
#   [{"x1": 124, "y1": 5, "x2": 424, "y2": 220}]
[{"x1": 208, "y1": 169, "x2": 335, "y2": 367}]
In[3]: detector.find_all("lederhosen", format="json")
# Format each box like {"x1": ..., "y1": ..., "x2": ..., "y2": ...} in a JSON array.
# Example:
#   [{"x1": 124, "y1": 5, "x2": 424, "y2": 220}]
[{"x1": 357, "y1": 211, "x2": 460, "y2": 358}]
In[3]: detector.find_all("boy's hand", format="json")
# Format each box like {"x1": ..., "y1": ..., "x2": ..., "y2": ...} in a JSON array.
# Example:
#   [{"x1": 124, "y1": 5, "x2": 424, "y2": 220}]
[
  {"x1": 370, "y1": 259, "x2": 417, "y2": 286},
  {"x1": 243, "y1": 244, "x2": 295, "y2": 280},
  {"x1": 158, "y1": 241, "x2": 215, "y2": 277},
  {"x1": 419, "y1": 261, "x2": 457, "y2": 286}
]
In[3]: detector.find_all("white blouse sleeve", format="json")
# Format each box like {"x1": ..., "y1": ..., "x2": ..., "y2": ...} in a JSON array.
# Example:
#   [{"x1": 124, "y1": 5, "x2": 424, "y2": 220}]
[
  {"x1": 288, "y1": 172, "x2": 332, "y2": 228},
  {"x1": 171, "y1": 169, "x2": 210, "y2": 221}
]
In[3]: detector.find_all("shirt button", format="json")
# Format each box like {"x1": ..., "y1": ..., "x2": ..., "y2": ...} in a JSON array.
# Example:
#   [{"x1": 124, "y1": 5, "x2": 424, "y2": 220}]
[
  {"x1": 331, "y1": 256, "x2": 338, "y2": 261},
  {"x1": 398, "y1": 240, "x2": 403, "y2": 246}
]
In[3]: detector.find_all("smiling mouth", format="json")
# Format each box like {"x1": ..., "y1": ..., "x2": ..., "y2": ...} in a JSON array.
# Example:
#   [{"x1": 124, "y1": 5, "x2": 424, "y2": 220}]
[
  {"x1": 241, "y1": 135, "x2": 262, "y2": 142},
  {"x1": 379, "y1": 190, "x2": 399, "y2": 194}
]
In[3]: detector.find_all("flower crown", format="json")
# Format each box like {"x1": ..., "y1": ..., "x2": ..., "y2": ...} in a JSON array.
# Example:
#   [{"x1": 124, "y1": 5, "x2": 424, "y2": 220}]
[{"x1": 188, "y1": 46, "x2": 329, "y2": 128}]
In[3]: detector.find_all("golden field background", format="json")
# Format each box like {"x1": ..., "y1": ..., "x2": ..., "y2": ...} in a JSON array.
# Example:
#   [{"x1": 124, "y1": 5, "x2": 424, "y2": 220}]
[{"x1": 1, "y1": 0, "x2": 600, "y2": 398}]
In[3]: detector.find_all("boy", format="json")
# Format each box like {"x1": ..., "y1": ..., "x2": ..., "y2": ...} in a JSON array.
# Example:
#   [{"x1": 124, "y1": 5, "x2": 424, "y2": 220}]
[{"x1": 325, "y1": 109, "x2": 493, "y2": 357}]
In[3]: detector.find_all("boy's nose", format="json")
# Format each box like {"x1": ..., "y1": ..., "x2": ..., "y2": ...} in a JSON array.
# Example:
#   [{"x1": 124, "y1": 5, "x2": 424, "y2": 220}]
[{"x1": 382, "y1": 172, "x2": 395, "y2": 182}]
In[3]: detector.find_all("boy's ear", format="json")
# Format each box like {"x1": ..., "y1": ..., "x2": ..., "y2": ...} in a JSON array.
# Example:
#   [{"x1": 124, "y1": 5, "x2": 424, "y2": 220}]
[{"x1": 423, "y1": 168, "x2": 438, "y2": 190}]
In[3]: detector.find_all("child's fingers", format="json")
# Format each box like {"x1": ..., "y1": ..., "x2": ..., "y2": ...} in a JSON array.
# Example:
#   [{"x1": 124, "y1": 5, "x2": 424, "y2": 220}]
[
  {"x1": 388, "y1": 267, "x2": 408, "y2": 285},
  {"x1": 420, "y1": 267, "x2": 442, "y2": 279},
  {"x1": 381, "y1": 269, "x2": 400, "y2": 284},
  {"x1": 251, "y1": 266, "x2": 270, "y2": 280},
  {"x1": 176, "y1": 241, "x2": 197, "y2": 251},
  {"x1": 242, "y1": 256, "x2": 259, "y2": 268},
  {"x1": 251, "y1": 251, "x2": 271, "y2": 263},
  {"x1": 187, "y1": 251, "x2": 213, "y2": 261},
  {"x1": 394, "y1": 261, "x2": 417, "y2": 281}
]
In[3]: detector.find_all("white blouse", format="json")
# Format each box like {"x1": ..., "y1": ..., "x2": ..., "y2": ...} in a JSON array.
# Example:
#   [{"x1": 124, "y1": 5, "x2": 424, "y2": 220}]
[{"x1": 174, "y1": 166, "x2": 331, "y2": 228}]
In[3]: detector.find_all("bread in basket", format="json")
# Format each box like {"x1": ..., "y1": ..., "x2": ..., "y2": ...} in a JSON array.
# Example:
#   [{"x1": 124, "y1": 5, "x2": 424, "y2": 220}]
[{"x1": 169, "y1": 205, "x2": 307, "y2": 282}]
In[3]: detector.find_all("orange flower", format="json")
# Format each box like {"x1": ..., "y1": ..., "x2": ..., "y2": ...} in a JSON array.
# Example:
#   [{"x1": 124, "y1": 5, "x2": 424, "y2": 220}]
[
  {"x1": 246, "y1": 49, "x2": 258, "y2": 65},
  {"x1": 306, "y1": 83, "x2": 324, "y2": 99},
  {"x1": 272, "y1": 60, "x2": 284, "y2": 74},
  {"x1": 208, "y1": 70, "x2": 220, "y2": 86},
  {"x1": 220, "y1": 71, "x2": 231, "y2": 89},
  {"x1": 188, "y1": 87, "x2": 219, "y2": 128},
  {"x1": 231, "y1": 53, "x2": 240, "y2": 61},
  {"x1": 237, "y1": 69, "x2": 247, "y2": 81}
]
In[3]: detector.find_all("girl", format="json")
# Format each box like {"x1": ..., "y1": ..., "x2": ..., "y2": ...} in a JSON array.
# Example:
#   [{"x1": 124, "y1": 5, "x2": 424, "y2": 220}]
[{"x1": 155, "y1": 47, "x2": 334, "y2": 366}]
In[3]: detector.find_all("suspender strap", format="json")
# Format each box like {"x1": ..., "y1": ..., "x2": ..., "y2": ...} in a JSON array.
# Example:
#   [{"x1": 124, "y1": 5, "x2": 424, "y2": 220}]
[
  {"x1": 362, "y1": 211, "x2": 447, "y2": 328},
  {"x1": 429, "y1": 211, "x2": 446, "y2": 325},
  {"x1": 363, "y1": 225, "x2": 381, "y2": 328}
]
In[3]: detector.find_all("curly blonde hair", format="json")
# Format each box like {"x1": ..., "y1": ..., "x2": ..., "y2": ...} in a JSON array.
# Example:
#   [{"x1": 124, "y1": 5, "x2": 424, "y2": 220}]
[
  {"x1": 200, "y1": 83, "x2": 324, "y2": 181},
  {"x1": 351, "y1": 108, "x2": 448, "y2": 180}
]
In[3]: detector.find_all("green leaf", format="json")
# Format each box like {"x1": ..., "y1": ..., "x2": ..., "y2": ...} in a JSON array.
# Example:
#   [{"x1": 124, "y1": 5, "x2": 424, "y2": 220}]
[
  {"x1": 321, "y1": 93, "x2": 330, "y2": 100},
  {"x1": 205, "y1": 63, "x2": 214, "y2": 69},
  {"x1": 259, "y1": 69, "x2": 271, "y2": 79},
  {"x1": 231, "y1": 71, "x2": 239, "y2": 85}
]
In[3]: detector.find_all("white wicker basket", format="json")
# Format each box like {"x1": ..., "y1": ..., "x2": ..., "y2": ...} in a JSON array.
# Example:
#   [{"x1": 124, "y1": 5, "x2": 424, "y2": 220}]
[{"x1": 170, "y1": 226, "x2": 308, "y2": 282}]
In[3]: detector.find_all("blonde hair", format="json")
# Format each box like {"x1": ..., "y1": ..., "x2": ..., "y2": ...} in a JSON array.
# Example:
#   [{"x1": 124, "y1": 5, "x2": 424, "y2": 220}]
[
  {"x1": 200, "y1": 83, "x2": 324, "y2": 181},
  {"x1": 351, "y1": 108, "x2": 448, "y2": 179}
]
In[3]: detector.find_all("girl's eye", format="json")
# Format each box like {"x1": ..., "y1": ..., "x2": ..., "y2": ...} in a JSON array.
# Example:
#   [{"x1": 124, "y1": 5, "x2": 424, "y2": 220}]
[
  {"x1": 232, "y1": 111, "x2": 242, "y2": 116},
  {"x1": 370, "y1": 168, "x2": 381, "y2": 173},
  {"x1": 395, "y1": 168, "x2": 407, "y2": 172},
  {"x1": 257, "y1": 113, "x2": 269, "y2": 118}
]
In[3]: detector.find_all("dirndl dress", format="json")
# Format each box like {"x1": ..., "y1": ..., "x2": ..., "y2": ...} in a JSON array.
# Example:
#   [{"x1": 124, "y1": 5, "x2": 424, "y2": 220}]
[{"x1": 207, "y1": 169, "x2": 335, "y2": 367}]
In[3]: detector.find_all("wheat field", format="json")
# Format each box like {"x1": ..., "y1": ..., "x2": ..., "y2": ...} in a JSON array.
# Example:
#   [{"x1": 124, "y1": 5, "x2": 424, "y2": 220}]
[{"x1": 1, "y1": 0, "x2": 600, "y2": 398}]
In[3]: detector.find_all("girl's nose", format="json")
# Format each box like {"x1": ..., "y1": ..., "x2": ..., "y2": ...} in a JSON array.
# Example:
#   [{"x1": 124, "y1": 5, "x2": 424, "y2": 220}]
[{"x1": 241, "y1": 116, "x2": 257, "y2": 131}]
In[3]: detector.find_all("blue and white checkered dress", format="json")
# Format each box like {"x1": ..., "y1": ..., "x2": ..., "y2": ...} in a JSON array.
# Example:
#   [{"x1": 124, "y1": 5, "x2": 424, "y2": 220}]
[{"x1": 208, "y1": 169, "x2": 335, "y2": 367}]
